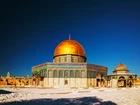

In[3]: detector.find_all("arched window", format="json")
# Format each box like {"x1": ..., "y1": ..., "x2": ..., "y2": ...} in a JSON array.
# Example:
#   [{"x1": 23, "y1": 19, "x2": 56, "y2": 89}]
[
  {"x1": 48, "y1": 70, "x2": 52, "y2": 77},
  {"x1": 59, "y1": 57, "x2": 61, "y2": 62},
  {"x1": 64, "y1": 57, "x2": 67, "y2": 62},
  {"x1": 54, "y1": 70, "x2": 57, "y2": 77},
  {"x1": 81, "y1": 70, "x2": 85, "y2": 77},
  {"x1": 65, "y1": 71, "x2": 68, "y2": 78},
  {"x1": 59, "y1": 71, "x2": 63, "y2": 78},
  {"x1": 75, "y1": 71, "x2": 79, "y2": 78},
  {"x1": 70, "y1": 71, "x2": 74, "y2": 77},
  {"x1": 119, "y1": 76, "x2": 125, "y2": 80},
  {"x1": 71, "y1": 57, "x2": 74, "y2": 62}
]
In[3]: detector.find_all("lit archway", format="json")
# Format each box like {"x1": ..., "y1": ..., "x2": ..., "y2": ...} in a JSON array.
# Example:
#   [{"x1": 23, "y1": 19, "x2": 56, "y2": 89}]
[{"x1": 118, "y1": 76, "x2": 126, "y2": 87}]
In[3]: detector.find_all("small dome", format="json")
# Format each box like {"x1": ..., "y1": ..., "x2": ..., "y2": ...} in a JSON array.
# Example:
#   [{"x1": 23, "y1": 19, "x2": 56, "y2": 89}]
[
  {"x1": 115, "y1": 62, "x2": 128, "y2": 71},
  {"x1": 54, "y1": 39, "x2": 86, "y2": 57}
]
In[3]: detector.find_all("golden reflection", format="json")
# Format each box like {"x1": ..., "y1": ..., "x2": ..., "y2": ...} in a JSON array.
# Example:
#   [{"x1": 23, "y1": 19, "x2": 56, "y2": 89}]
[{"x1": 54, "y1": 39, "x2": 85, "y2": 57}]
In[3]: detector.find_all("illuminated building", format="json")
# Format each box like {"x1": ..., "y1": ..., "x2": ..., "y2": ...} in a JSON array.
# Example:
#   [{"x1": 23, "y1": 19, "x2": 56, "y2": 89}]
[{"x1": 32, "y1": 35, "x2": 108, "y2": 88}]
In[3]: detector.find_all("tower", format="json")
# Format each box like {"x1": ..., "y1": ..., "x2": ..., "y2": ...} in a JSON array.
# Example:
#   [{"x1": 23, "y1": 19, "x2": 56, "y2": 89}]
[{"x1": 7, "y1": 72, "x2": 10, "y2": 78}]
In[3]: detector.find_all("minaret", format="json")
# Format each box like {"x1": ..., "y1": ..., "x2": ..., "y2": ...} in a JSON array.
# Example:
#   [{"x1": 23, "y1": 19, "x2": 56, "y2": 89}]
[
  {"x1": 7, "y1": 72, "x2": 10, "y2": 78},
  {"x1": 69, "y1": 34, "x2": 71, "y2": 40}
]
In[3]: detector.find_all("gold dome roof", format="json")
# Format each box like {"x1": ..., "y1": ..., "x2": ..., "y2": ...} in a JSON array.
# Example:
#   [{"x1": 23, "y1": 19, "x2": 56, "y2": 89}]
[
  {"x1": 54, "y1": 38, "x2": 86, "y2": 57},
  {"x1": 115, "y1": 62, "x2": 128, "y2": 71}
]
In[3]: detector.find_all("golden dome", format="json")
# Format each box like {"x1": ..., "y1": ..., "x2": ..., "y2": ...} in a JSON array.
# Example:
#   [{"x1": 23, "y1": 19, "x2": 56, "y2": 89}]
[
  {"x1": 115, "y1": 62, "x2": 128, "y2": 71},
  {"x1": 54, "y1": 39, "x2": 86, "y2": 57}
]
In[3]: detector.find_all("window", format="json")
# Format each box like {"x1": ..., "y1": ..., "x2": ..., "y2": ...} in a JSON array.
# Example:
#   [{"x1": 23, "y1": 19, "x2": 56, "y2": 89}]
[
  {"x1": 78, "y1": 57, "x2": 80, "y2": 62},
  {"x1": 48, "y1": 70, "x2": 52, "y2": 77},
  {"x1": 64, "y1": 57, "x2": 67, "y2": 62},
  {"x1": 59, "y1": 71, "x2": 63, "y2": 78},
  {"x1": 59, "y1": 57, "x2": 61, "y2": 62},
  {"x1": 81, "y1": 70, "x2": 85, "y2": 77},
  {"x1": 54, "y1": 70, "x2": 57, "y2": 77},
  {"x1": 75, "y1": 71, "x2": 79, "y2": 78},
  {"x1": 70, "y1": 71, "x2": 74, "y2": 77},
  {"x1": 65, "y1": 71, "x2": 68, "y2": 78},
  {"x1": 71, "y1": 57, "x2": 74, "y2": 62}
]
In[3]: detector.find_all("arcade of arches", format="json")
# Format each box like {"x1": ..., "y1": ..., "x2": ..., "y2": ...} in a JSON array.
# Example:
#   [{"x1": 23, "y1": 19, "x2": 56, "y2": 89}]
[{"x1": 107, "y1": 63, "x2": 137, "y2": 88}]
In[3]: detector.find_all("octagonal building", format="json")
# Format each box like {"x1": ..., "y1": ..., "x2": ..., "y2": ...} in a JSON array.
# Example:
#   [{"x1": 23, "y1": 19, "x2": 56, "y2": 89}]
[{"x1": 32, "y1": 36, "x2": 108, "y2": 88}]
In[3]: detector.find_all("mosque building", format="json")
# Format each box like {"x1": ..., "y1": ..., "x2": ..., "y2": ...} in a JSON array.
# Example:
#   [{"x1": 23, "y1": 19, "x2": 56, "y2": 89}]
[
  {"x1": 0, "y1": 35, "x2": 139, "y2": 88},
  {"x1": 32, "y1": 35, "x2": 108, "y2": 88},
  {"x1": 31, "y1": 35, "x2": 137, "y2": 88}
]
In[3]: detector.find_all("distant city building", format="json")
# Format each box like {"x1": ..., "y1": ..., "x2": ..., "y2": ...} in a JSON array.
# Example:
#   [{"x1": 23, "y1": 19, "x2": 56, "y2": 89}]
[{"x1": 7, "y1": 72, "x2": 10, "y2": 78}]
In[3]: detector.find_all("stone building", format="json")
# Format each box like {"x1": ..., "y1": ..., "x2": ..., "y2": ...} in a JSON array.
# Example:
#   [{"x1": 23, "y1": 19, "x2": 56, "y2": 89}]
[
  {"x1": 32, "y1": 36, "x2": 108, "y2": 88},
  {"x1": 0, "y1": 72, "x2": 36, "y2": 87},
  {"x1": 135, "y1": 78, "x2": 140, "y2": 86},
  {"x1": 106, "y1": 62, "x2": 137, "y2": 88}
]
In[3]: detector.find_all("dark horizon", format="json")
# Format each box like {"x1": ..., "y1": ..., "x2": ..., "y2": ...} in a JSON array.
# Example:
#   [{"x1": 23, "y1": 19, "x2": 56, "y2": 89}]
[{"x1": 0, "y1": 0, "x2": 140, "y2": 77}]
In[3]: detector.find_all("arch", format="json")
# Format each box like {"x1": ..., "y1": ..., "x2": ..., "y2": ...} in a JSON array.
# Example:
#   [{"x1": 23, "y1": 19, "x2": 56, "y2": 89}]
[
  {"x1": 48, "y1": 70, "x2": 52, "y2": 77},
  {"x1": 64, "y1": 57, "x2": 67, "y2": 62},
  {"x1": 54, "y1": 70, "x2": 57, "y2": 77},
  {"x1": 59, "y1": 70, "x2": 63, "y2": 78},
  {"x1": 119, "y1": 76, "x2": 125, "y2": 80},
  {"x1": 118, "y1": 76, "x2": 126, "y2": 87},
  {"x1": 96, "y1": 78, "x2": 100, "y2": 87},
  {"x1": 70, "y1": 70, "x2": 74, "y2": 77},
  {"x1": 75, "y1": 70, "x2": 79, "y2": 78},
  {"x1": 128, "y1": 76, "x2": 133, "y2": 87},
  {"x1": 129, "y1": 76, "x2": 133, "y2": 79},
  {"x1": 81, "y1": 70, "x2": 85, "y2": 77},
  {"x1": 64, "y1": 71, "x2": 68, "y2": 78}
]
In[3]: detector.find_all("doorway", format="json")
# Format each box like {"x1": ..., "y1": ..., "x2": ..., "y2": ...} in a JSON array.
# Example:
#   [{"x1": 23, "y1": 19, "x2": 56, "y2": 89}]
[{"x1": 64, "y1": 79, "x2": 68, "y2": 85}]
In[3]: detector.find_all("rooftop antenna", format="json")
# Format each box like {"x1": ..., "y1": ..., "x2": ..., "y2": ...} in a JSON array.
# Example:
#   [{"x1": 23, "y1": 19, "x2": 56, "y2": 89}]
[{"x1": 69, "y1": 34, "x2": 71, "y2": 40}]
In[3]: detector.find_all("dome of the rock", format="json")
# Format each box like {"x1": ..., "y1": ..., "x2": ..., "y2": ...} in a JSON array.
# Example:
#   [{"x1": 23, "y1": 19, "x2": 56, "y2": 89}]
[{"x1": 54, "y1": 39, "x2": 86, "y2": 57}]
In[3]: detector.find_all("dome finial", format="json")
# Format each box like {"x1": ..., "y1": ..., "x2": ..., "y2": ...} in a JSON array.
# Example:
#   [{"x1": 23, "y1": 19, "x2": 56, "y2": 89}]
[{"x1": 69, "y1": 34, "x2": 71, "y2": 40}]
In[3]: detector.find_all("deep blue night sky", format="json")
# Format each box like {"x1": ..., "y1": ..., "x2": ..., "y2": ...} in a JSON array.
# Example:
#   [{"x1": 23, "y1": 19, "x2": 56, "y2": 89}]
[{"x1": 0, "y1": 0, "x2": 140, "y2": 77}]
